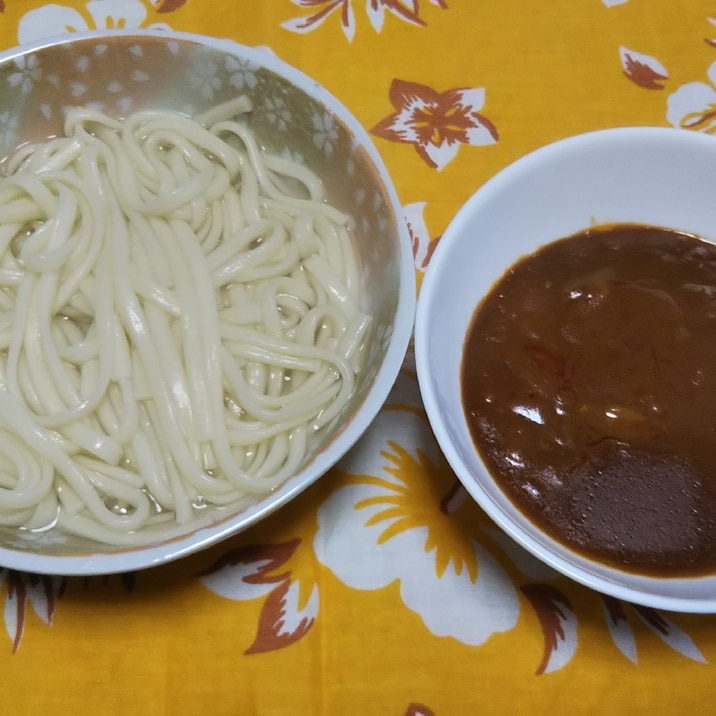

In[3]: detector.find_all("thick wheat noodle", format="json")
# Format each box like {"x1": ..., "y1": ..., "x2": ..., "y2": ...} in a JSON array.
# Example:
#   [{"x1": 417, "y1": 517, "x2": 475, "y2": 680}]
[{"x1": 0, "y1": 97, "x2": 370, "y2": 546}]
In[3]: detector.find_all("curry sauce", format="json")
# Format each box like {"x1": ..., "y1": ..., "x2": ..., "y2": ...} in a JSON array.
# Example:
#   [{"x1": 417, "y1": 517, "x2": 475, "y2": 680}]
[{"x1": 461, "y1": 224, "x2": 716, "y2": 576}]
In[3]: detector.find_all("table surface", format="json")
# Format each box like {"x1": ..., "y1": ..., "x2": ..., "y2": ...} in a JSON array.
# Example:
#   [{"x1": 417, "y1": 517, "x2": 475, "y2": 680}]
[{"x1": 2, "y1": 1, "x2": 716, "y2": 714}]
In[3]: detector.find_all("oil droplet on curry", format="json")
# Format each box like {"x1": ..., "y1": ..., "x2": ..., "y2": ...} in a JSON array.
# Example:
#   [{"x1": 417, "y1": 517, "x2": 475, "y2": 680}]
[{"x1": 461, "y1": 224, "x2": 716, "y2": 577}]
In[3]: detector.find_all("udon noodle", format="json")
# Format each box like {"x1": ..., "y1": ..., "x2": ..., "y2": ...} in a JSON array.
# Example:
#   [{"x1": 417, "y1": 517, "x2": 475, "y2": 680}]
[{"x1": 0, "y1": 97, "x2": 370, "y2": 546}]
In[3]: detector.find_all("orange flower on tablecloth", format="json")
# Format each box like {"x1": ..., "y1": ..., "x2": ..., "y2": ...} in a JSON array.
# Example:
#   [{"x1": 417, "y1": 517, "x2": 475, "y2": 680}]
[{"x1": 371, "y1": 79, "x2": 498, "y2": 170}]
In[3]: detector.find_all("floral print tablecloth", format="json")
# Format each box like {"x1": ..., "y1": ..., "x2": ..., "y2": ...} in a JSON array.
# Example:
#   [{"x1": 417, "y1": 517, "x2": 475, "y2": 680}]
[{"x1": 2, "y1": 1, "x2": 716, "y2": 714}]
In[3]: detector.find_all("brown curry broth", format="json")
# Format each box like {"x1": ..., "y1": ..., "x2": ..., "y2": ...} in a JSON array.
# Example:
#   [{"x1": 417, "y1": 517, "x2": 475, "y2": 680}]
[{"x1": 461, "y1": 224, "x2": 716, "y2": 577}]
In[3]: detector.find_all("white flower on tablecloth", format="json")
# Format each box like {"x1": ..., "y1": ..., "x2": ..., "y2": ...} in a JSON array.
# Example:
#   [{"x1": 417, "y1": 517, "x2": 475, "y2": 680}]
[
  {"x1": 17, "y1": 0, "x2": 171, "y2": 46},
  {"x1": 667, "y1": 59, "x2": 716, "y2": 133},
  {"x1": 313, "y1": 391, "x2": 527, "y2": 647}
]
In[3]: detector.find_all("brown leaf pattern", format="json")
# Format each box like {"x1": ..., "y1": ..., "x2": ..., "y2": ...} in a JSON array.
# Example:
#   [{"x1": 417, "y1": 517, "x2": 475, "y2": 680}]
[
  {"x1": 600, "y1": 597, "x2": 706, "y2": 664},
  {"x1": 405, "y1": 704, "x2": 436, "y2": 716},
  {"x1": 632, "y1": 604, "x2": 669, "y2": 635},
  {"x1": 631, "y1": 604, "x2": 705, "y2": 662},
  {"x1": 201, "y1": 539, "x2": 318, "y2": 655},
  {"x1": 282, "y1": 0, "x2": 354, "y2": 38},
  {"x1": 81, "y1": 571, "x2": 137, "y2": 592},
  {"x1": 1, "y1": 570, "x2": 66, "y2": 653},
  {"x1": 600, "y1": 595, "x2": 637, "y2": 662},
  {"x1": 5, "y1": 574, "x2": 27, "y2": 653},
  {"x1": 370, "y1": 0, "x2": 425, "y2": 27},
  {"x1": 601, "y1": 594, "x2": 629, "y2": 628},
  {"x1": 521, "y1": 583, "x2": 576, "y2": 675},
  {"x1": 245, "y1": 578, "x2": 315, "y2": 654},
  {"x1": 201, "y1": 539, "x2": 300, "y2": 584},
  {"x1": 706, "y1": 16, "x2": 716, "y2": 47},
  {"x1": 0, "y1": 569, "x2": 138, "y2": 653},
  {"x1": 155, "y1": 0, "x2": 190, "y2": 12},
  {"x1": 404, "y1": 202, "x2": 440, "y2": 270},
  {"x1": 620, "y1": 46, "x2": 669, "y2": 89}
]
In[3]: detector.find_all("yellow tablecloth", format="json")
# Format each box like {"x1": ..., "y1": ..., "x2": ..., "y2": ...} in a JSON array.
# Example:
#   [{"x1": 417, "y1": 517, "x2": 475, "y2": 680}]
[{"x1": 2, "y1": 1, "x2": 716, "y2": 713}]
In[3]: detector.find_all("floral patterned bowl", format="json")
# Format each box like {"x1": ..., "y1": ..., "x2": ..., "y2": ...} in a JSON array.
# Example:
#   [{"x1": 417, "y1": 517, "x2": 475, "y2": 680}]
[
  {"x1": 0, "y1": 29, "x2": 415, "y2": 574},
  {"x1": 416, "y1": 126, "x2": 716, "y2": 613}
]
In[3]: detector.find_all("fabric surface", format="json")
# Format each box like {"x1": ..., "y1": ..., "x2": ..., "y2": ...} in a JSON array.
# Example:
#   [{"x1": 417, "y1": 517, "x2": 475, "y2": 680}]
[{"x1": 1, "y1": 1, "x2": 716, "y2": 714}]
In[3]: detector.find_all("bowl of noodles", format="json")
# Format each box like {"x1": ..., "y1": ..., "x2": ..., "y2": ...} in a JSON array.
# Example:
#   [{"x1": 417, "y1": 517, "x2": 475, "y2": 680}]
[{"x1": 0, "y1": 30, "x2": 415, "y2": 574}]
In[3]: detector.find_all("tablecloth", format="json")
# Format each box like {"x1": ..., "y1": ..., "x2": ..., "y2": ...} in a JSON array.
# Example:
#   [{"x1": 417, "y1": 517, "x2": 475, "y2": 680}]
[{"x1": 2, "y1": 1, "x2": 716, "y2": 714}]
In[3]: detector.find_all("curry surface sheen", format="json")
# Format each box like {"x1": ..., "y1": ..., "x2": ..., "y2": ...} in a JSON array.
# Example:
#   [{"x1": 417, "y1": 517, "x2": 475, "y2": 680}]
[{"x1": 461, "y1": 224, "x2": 716, "y2": 577}]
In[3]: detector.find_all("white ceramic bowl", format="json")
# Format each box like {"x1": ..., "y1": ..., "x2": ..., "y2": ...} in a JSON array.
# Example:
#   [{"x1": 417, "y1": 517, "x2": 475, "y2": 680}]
[
  {"x1": 416, "y1": 126, "x2": 716, "y2": 612},
  {"x1": 0, "y1": 30, "x2": 415, "y2": 574}
]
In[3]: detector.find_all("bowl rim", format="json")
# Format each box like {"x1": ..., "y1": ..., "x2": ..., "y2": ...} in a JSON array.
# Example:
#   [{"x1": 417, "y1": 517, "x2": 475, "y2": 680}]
[
  {"x1": 416, "y1": 125, "x2": 716, "y2": 613},
  {"x1": 0, "y1": 28, "x2": 416, "y2": 575}
]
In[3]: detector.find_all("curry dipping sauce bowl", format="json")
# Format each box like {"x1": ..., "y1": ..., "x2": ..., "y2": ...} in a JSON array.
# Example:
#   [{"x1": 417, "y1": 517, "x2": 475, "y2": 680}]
[
  {"x1": 0, "y1": 30, "x2": 416, "y2": 575},
  {"x1": 415, "y1": 126, "x2": 716, "y2": 613}
]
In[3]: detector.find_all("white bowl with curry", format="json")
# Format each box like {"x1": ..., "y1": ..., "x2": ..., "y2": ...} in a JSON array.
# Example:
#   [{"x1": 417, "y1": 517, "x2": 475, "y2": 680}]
[{"x1": 416, "y1": 127, "x2": 716, "y2": 612}]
